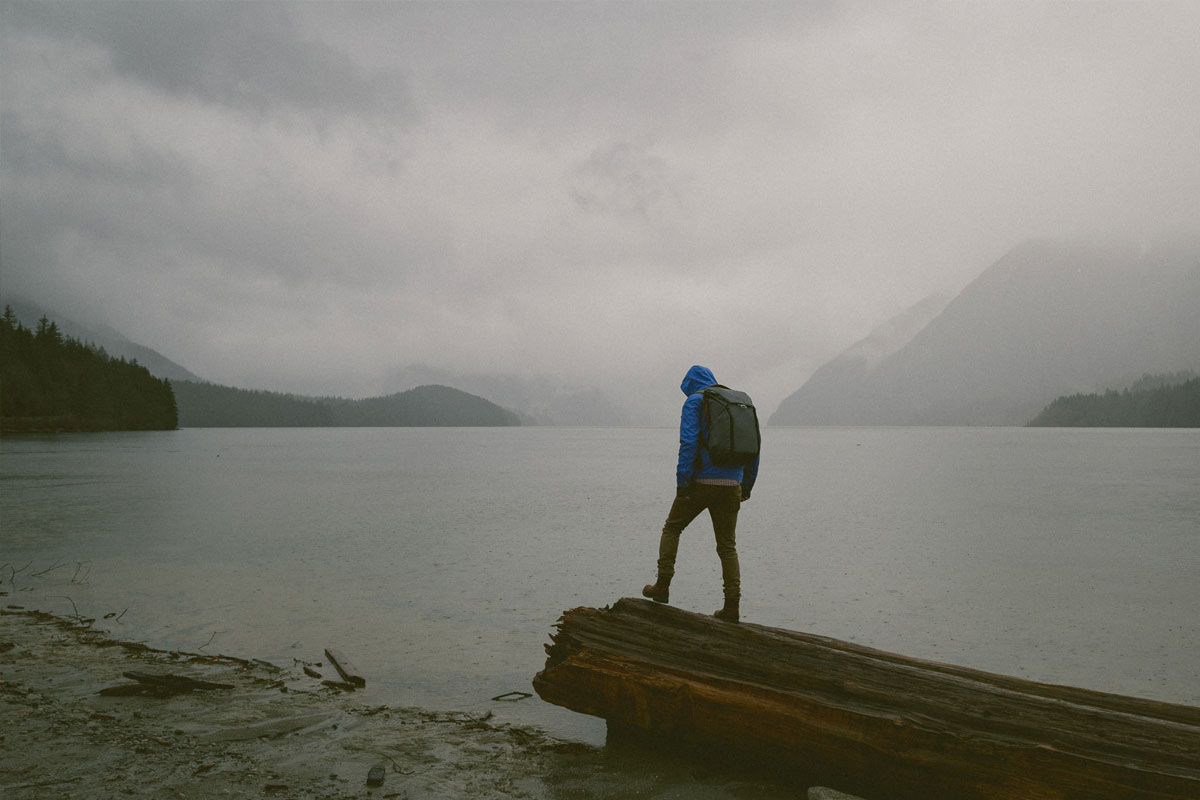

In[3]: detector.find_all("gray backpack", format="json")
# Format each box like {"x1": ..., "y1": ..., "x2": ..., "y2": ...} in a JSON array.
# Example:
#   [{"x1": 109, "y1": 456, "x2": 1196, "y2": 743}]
[{"x1": 701, "y1": 385, "x2": 761, "y2": 467}]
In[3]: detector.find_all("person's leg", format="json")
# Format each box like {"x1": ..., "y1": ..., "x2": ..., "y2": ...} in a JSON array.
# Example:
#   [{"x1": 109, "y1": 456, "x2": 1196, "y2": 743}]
[
  {"x1": 708, "y1": 485, "x2": 741, "y2": 621},
  {"x1": 644, "y1": 491, "x2": 705, "y2": 602}
]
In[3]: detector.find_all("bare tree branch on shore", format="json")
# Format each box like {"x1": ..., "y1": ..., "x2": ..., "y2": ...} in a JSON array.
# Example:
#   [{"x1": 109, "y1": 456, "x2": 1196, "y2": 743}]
[
  {"x1": 32, "y1": 560, "x2": 69, "y2": 577},
  {"x1": 1, "y1": 560, "x2": 33, "y2": 586},
  {"x1": 47, "y1": 594, "x2": 90, "y2": 625}
]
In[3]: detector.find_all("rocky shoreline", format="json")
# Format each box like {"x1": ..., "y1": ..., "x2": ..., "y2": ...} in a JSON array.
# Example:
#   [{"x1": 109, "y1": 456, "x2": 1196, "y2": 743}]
[
  {"x1": 2, "y1": 610, "x2": 581, "y2": 798},
  {"x1": 2, "y1": 609, "x2": 861, "y2": 799}
]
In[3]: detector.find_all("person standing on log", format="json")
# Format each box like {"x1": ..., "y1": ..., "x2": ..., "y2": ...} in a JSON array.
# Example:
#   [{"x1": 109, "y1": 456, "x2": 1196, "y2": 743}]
[{"x1": 643, "y1": 364, "x2": 759, "y2": 622}]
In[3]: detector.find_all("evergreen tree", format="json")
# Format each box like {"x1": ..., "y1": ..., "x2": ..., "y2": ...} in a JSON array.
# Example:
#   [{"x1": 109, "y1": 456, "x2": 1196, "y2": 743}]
[
  {"x1": 1028, "y1": 375, "x2": 1200, "y2": 427},
  {"x1": 1, "y1": 308, "x2": 178, "y2": 433}
]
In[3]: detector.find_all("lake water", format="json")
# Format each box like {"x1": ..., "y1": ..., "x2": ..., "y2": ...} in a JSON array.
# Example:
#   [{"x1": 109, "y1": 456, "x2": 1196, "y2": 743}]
[{"x1": 2, "y1": 426, "x2": 1198, "y2": 746}]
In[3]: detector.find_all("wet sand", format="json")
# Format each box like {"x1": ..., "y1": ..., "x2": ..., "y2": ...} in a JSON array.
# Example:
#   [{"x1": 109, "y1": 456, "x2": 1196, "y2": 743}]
[{"x1": 1, "y1": 610, "x2": 803, "y2": 799}]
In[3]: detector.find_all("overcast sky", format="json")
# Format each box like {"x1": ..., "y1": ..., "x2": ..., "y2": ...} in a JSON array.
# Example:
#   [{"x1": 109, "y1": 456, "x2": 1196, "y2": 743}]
[{"x1": 3, "y1": 1, "x2": 1199, "y2": 418}]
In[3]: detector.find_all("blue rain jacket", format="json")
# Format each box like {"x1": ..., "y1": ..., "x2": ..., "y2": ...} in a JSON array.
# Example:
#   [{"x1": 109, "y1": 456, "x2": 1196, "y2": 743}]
[{"x1": 676, "y1": 365, "x2": 760, "y2": 497}]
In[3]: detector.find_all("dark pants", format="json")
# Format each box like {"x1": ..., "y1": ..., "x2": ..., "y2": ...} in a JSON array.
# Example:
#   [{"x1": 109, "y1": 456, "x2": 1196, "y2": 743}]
[{"x1": 656, "y1": 483, "x2": 741, "y2": 600}]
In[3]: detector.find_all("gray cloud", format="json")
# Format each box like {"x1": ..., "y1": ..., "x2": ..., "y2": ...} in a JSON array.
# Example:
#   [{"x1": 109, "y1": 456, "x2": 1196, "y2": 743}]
[
  {"x1": 569, "y1": 141, "x2": 685, "y2": 219},
  {"x1": 6, "y1": 0, "x2": 415, "y2": 123},
  {"x1": 2, "y1": 1, "x2": 1199, "y2": 418}
]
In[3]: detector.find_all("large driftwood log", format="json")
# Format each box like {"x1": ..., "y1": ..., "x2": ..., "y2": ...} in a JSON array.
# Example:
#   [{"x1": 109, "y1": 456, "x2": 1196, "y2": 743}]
[{"x1": 532, "y1": 598, "x2": 1200, "y2": 800}]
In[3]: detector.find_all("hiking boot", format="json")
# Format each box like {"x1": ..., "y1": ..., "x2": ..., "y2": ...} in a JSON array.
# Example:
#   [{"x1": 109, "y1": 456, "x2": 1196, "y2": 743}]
[
  {"x1": 642, "y1": 580, "x2": 670, "y2": 604},
  {"x1": 713, "y1": 598, "x2": 740, "y2": 623}
]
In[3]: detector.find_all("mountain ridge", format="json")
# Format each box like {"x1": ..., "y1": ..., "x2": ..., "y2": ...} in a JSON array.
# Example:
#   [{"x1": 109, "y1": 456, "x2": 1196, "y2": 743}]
[
  {"x1": 770, "y1": 237, "x2": 1200, "y2": 426},
  {"x1": 173, "y1": 380, "x2": 520, "y2": 427},
  {"x1": 3, "y1": 297, "x2": 525, "y2": 427},
  {"x1": 381, "y1": 364, "x2": 637, "y2": 426},
  {"x1": 768, "y1": 293, "x2": 949, "y2": 425}
]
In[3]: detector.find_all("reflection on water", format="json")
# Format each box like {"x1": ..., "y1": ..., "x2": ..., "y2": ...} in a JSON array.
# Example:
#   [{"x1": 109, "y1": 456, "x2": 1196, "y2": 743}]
[{"x1": 2, "y1": 426, "x2": 1198, "y2": 744}]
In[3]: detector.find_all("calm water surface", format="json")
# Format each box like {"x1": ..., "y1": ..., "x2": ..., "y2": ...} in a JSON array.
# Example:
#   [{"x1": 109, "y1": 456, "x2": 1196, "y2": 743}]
[{"x1": 2, "y1": 426, "x2": 1197, "y2": 745}]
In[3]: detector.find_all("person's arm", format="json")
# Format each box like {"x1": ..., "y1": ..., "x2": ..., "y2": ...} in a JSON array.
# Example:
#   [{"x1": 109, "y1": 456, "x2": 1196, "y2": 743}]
[
  {"x1": 675, "y1": 394, "x2": 703, "y2": 495},
  {"x1": 741, "y1": 452, "x2": 760, "y2": 500}
]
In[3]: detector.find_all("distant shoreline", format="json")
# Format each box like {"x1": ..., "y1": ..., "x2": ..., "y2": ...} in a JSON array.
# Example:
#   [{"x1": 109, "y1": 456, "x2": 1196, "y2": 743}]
[
  {"x1": 0, "y1": 609, "x2": 567, "y2": 798},
  {"x1": 0, "y1": 417, "x2": 176, "y2": 435}
]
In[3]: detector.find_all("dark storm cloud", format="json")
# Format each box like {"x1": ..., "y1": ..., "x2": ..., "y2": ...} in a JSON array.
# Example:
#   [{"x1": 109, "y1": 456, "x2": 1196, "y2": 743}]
[
  {"x1": 0, "y1": 114, "x2": 190, "y2": 190},
  {"x1": 5, "y1": 0, "x2": 415, "y2": 122},
  {"x1": 1, "y1": 0, "x2": 434, "y2": 305}
]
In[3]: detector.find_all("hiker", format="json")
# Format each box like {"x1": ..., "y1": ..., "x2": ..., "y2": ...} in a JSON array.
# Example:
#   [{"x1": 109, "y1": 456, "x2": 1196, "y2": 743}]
[{"x1": 643, "y1": 365, "x2": 760, "y2": 622}]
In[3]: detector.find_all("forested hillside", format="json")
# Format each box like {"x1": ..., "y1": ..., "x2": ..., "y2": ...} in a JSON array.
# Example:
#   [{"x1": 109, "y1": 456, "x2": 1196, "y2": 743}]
[
  {"x1": 325, "y1": 385, "x2": 521, "y2": 427},
  {"x1": 175, "y1": 381, "x2": 520, "y2": 427},
  {"x1": 1028, "y1": 373, "x2": 1200, "y2": 427},
  {"x1": 0, "y1": 307, "x2": 178, "y2": 433},
  {"x1": 173, "y1": 381, "x2": 334, "y2": 427}
]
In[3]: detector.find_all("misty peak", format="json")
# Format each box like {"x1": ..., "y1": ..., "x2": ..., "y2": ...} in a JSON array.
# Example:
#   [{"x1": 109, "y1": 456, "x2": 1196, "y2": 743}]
[{"x1": 770, "y1": 237, "x2": 1200, "y2": 426}]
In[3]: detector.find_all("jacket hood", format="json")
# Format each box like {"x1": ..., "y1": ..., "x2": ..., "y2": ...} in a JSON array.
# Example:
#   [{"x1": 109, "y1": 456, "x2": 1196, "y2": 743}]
[{"x1": 681, "y1": 365, "x2": 717, "y2": 396}]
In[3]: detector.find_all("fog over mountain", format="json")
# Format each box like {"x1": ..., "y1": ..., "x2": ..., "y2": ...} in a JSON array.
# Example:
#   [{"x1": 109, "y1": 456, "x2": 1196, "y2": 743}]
[
  {"x1": 4, "y1": 3, "x2": 1200, "y2": 425},
  {"x1": 2, "y1": 296, "x2": 206, "y2": 384},
  {"x1": 771, "y1": 237, "x2": 1200, "y2": 426},
  {"x1": 768, "y1": 293, "x2": 949, "y2": 425},
  {"x1": 382, "y1": 365, "x2": 637, "y2": 427},
  {"x1": 3, "y1": 293, "x2": 627, "y2": 425}
]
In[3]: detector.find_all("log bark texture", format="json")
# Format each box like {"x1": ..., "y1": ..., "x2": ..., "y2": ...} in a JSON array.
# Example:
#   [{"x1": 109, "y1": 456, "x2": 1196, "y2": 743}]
[{"x1": 532, "y1": 598, "x2": 1199, "y2": 800}]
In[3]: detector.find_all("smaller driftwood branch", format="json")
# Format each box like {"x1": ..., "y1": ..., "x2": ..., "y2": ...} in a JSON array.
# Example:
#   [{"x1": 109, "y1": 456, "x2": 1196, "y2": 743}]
[
  {"x1": 99, "y1": 671, "x2": 234, "y2": 697},
  {"x1": 324, "y1": 647, "x2": 366, "y2": 687}
]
